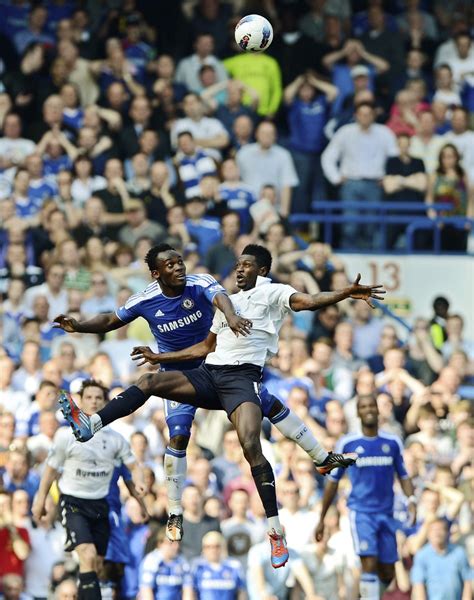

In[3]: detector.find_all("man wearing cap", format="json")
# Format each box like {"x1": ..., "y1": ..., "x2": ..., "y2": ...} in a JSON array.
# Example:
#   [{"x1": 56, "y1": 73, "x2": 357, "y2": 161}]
[{"x1": 323, "y1": 38, "x2": 389, "y2": 116}]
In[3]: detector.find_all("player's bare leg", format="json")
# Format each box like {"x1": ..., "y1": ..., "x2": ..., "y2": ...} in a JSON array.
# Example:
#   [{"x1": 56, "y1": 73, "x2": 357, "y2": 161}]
[
  {"x1": 360, "y1": 555, "x2": 385, "y2": 600},
  {"x1": 59, "y1": 372, "x2": 201, "y2": 442},
  {"x1": 230, "y1": 402, "x2": 289, "y2": 569},
  {"x1": 377, "y1": 562, "x2": 395, "y2": 598},
  {"x1": 75, "y1": 543, "x2": 103, "y2": 600}
]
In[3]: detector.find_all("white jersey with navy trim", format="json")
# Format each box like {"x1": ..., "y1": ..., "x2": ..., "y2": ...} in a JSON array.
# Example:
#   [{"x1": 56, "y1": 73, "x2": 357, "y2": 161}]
[
  {"x1": 47, "y1": 426, "x2": 135, "y2": 500},
  {"x1": 115, "y1": 274, "x2": 226, "y2": 370},
  {"x1": 207, "y1": 277, "x2": 297, "y2": 367},
  {"x1": 328, "y1": 431, "x2": 409, "y2": 514}
]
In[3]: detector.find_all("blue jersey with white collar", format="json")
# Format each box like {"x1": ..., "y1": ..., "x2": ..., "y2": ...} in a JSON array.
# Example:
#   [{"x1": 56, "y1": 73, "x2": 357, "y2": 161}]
[
  {"x1": 140, "y1": 550, "x2": 191, "y2": 599},
  {"x1": 116, "y1": 274, "x2": 225, "y2": 370},
  {"x1": 191, "y1": 558, "x2": 245, "y2": 600},
  {"x1": 328, "y1": 431, "x2": 409, "y2": 514}
]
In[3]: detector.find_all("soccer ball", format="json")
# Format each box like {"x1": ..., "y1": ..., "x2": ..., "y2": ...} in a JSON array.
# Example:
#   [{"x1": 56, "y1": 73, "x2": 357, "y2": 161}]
[{"x1": 234, "y1": 14, "x2": 273, "y2": 53}]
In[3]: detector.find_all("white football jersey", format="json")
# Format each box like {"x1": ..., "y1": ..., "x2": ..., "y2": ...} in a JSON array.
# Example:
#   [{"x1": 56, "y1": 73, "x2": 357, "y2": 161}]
[
  {"x1": 47, "y1": 426, "x2": 135, "y2": 499},
  {"x1": 206, "y1": 277, "x2": 297, "y2": 367}
]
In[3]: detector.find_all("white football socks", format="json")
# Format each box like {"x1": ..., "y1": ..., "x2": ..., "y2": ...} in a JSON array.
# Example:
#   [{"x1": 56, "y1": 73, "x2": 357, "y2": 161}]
[
  {"x1": 89, "y1": 414, "x2": 103, "y2": 434},
  {"x1": 164, "y1": 448, "x2": 187, "y2": 515},
  {"x1": 274, "y1": 412, "x2": 328, "y2": 464},
  {"x1": 267, "y1": 516, "x2": 283, "y2": 534},
  {"x1": 360, "y1": 573, "x2": 380, "y2": 600}
]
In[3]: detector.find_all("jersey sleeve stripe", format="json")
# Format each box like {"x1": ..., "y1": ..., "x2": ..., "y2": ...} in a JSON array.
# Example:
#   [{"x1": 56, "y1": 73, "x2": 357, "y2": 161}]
[
  {"x1": 379, "y1": 431, "x2": 405, "y2": 455},
  {"x1": 123, "y1": 286, "x2": 162, "y2": 309}
]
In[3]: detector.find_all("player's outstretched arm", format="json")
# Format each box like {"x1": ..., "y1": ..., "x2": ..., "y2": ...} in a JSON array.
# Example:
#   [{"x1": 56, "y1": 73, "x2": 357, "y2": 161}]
[
  {"x1": 32, "y1": 465, "x2": 59, "y2": 524},
  {"x1": 213, "y1": 292, "x2": 252, "y2": 337},
  {"x1": 131, "y1": 332, "x2": 218, "y2": 366},
  {"x1": 53, "y1": 312, "x2": 124, "y2": 334},
  {"x1": 315, "y1": 479, "x2": 339, "y2": 541},
  {"x1": 290, "y1": 274, "x2": 386, "y2": 312}
]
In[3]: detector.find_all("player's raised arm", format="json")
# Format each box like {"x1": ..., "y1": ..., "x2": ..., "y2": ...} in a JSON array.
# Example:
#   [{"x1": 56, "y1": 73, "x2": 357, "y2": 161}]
[
  {"x1": 213, "y1": 292, "x2": 252, "y2": 337},
  {"x1": 289, "y1": 274, "x2": 386, "y2": 312},
  {"x1": 53, "y1": 312, "x2": 124, "y2": 334},
  {"x1": 131, "y1": 332, "x2": 217, "y2": 367}
]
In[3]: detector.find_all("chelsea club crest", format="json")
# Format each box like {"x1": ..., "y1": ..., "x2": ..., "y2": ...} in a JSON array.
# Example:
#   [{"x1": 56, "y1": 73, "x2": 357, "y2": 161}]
[{"x1": 181, "y1": 298, "x2": 195, "y2": 310}]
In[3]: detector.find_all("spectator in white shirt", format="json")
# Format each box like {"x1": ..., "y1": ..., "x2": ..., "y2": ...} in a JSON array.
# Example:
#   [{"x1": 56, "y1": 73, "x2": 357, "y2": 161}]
[
  {"x1": 80, "y1": 272, "x2": 116, "y2": 318},
  {"x1": 71, "y1": 156, "x2": 106, "y2": 207},
  {"x1": 0, "y1": 113, "x2": 36, "y2": 170},
  {"x1": 24, "y1": 262, "x2": 69, "y2": 320},
  {"x1": 410, "y1": 110, "x2": 445, "y2": 173},
  {"x1": 432, "y1": 64, "x2": 462, "y2": 109},
  {"x1": 0, "y1": 356, "x2": 30, "y2": 415},
  {"x1": 171, "y1": 93, "x2": 229, "y2": 161},
  {"x1": 441, "y1": 314, "x2": 474, "y2": 361},
  {"x1": 236, "y1": 121, "x2": 299, "y2": 217},
  {"x1": 278, "y1": 479, "x2": 319, "y2": 551},
  {"x1": 321, "y1": 102, "x2": 398, "y2": 248},
  {"x1": 436, "y1": 32, "x2": 474, "y2": 88},
  {"x1": 443, "y1": 107, "x2": 474, "y2": 184},
  {"x1": 175, "y1": 33, "x2": 228, "y2": 93}
]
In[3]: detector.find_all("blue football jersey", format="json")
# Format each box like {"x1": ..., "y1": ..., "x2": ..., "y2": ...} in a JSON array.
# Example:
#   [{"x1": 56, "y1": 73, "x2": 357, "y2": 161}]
[
  {"x1": 116, "y1": 274, "x2": 225, "y2": 370},
  {"x1": 106, "y1": 463, "x2": 132, "y2": 514},
  {"x1": 140, "y1": 550, "x2": 192, "y2": 600},
  {"x1": 328, "y1": 431, "x2": 409, "y2": 514},
  {"x1": 191, "y1": 558, "x2": 245, "y2": 600}
]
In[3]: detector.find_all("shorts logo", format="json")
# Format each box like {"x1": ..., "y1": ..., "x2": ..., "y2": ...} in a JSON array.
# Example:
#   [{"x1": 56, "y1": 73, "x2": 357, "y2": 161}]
[
  {"x1": 382, "y1": 444, "x2": 390, "y2": 453},
  {"x1": 181, "y1": 298, "x2": 195, "y2": 310},
  {"x1": 169, "y1": 401, "x2": 179, "y2": 409},
  {"x1": 360, "y1": 540, "x2": 369, "y2": 551}
]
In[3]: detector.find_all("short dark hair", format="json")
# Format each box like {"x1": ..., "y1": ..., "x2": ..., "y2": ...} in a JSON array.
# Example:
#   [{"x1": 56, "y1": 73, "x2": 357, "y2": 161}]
[
  {"x1": 433, "y1": 296, "x2": 449, "y2": 309},
  {"x1": 144, "y1": 243, "x2": 177, "y2": 272},
  {"x1": 38, "y1": 380, "x2": 57, "y2": 390},
  {"x1": 79, "y1": 379, "x2": 109, "y2": 402},
  {"x1": 177, "y1": 130, "x2": 194, "y2": 140},
  {"x1": 241, "y1": 244, "x2": 272, "y2": 273}
]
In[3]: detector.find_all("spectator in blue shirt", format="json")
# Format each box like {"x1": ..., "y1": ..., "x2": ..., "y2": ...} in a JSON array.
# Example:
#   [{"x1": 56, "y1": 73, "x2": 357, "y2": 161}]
[
  {"x1": 175, "y1": 131, "x2": 217, "y2": 199},
  {"x1": 218, "y1": 159, "x2": 255, "y2": 233},
  {"x1": 284, "y1": 72, "x2": 338, "y2": 212},
  {"x1": 1, "y1": 447, "x2": 40, "y2": 501},
  {"x1": 411, "y1": 518, "x2": 472, "y2": 600},
  {"x1": 2, "y1": 0, "x2": 30, "y2": 41},
  {"x1": 139, "y1": 528, "x2": 193, "y2": 600},
  {"x1": 322, "y1": 39, "x2": 389, "y2": 117},
  {"x1": 184, "y1": 196, "x2": 221, "y2": 257},
  {"x1": 122, "y1": 14, "x2": 155, "y2": 85},
  {"x1": 13, "y1": 6, "x2": 55, "y2": 54},
  {"x1": 122, "y1": 497, "x2": 151, "y2": 600},
  {"x1": 26, "y1": 154, "x2": 57, "y2": 210},
  {"x1": 191, "y1": 531, "x2": 246, "y2": 600}
]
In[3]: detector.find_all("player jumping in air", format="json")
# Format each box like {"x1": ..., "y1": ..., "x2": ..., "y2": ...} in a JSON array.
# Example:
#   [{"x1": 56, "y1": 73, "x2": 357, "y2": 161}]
[
  {"x1": 54, "y1": 244, "x2": 358, "y2": 548},
  {"x1": 58, "y1": 245, "x2": 382, "y2": 568},
  {"x1": 315, "y1": 394, "x2": 417, "y2": 600}
]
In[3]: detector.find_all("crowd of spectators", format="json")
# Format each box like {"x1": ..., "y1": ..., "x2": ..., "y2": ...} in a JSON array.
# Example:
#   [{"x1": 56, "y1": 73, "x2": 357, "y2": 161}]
[{"x1": 0, "y1": 0, "x2": 473, "y2": 599}]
